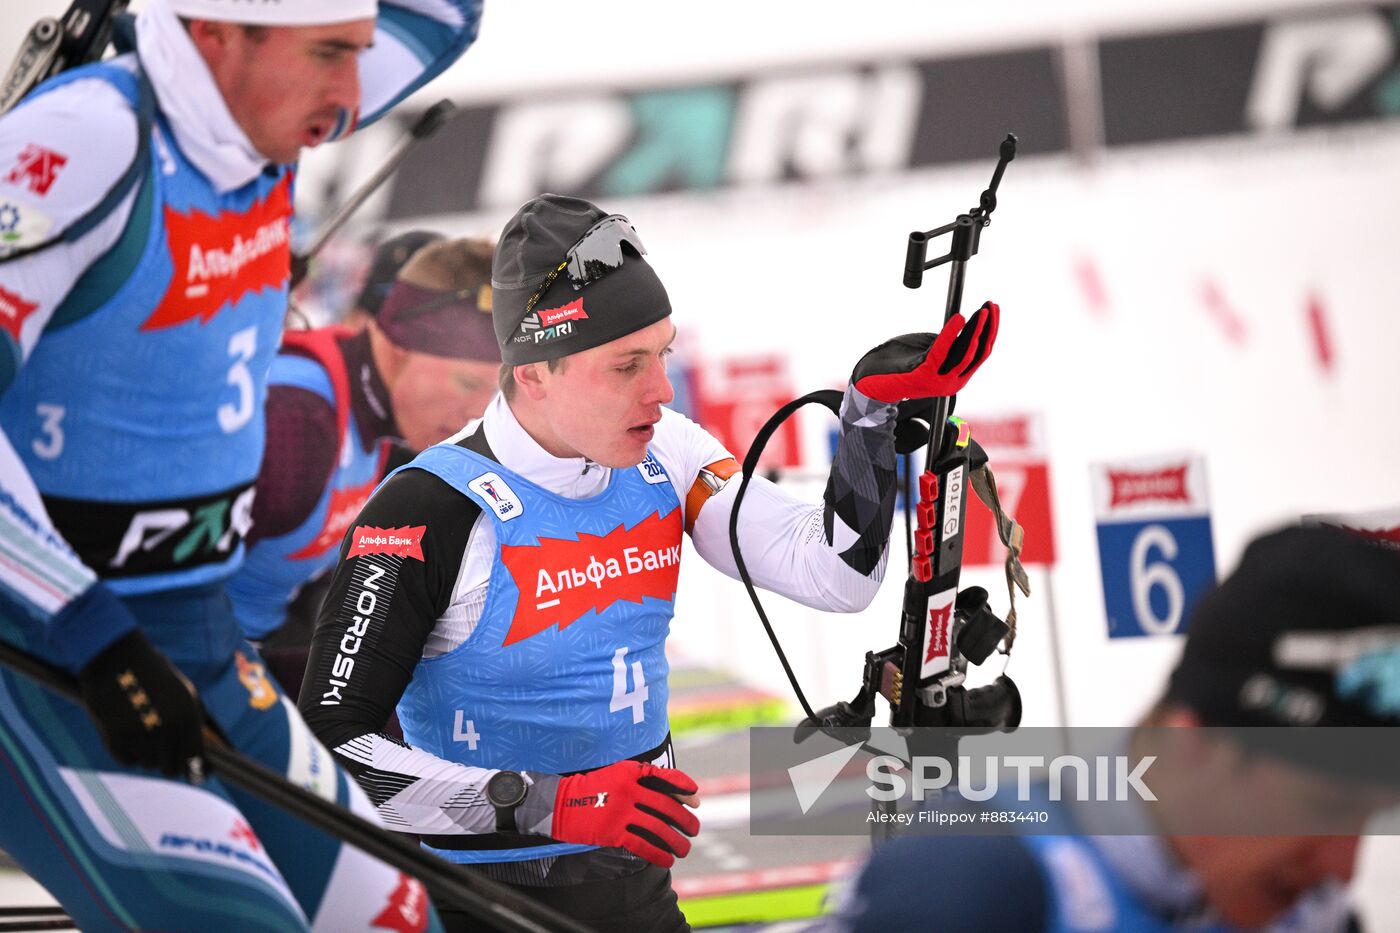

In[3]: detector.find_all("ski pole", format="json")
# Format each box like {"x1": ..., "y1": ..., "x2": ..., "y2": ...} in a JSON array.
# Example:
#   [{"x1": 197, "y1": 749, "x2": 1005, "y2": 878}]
[
  {"x1": 0, "y1": 639, "x2": 595, "y2": 933},
  {"x1": 291, "y1": 99, "x2": 457, "y2": 287}
]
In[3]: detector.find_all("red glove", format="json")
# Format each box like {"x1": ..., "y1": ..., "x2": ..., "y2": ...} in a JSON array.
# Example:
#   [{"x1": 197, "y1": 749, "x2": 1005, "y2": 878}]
[
  {"x1": 851, "y1": 300, "x2": 1000, "y2": 403},
  {"x1": 552, "y1": 761, "x2": 700, "y2": 868}
]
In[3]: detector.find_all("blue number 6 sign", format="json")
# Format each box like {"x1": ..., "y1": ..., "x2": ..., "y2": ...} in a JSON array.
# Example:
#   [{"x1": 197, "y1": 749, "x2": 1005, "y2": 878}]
[{"x1": 1091, "y1": 456, "x2": 1217, "y2": 639}]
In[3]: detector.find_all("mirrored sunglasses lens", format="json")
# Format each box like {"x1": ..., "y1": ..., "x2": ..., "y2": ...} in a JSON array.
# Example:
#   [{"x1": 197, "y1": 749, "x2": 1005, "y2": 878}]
[{"x1": 566, "y1": 217, "x2": 645, "y2": 285}]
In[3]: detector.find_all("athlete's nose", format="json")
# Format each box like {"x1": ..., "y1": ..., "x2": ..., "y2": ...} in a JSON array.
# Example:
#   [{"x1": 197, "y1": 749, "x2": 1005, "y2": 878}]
[
  {"x1": 326, "y1": 57, "x2": 362, "y2": 114},
  {"x1": 645, "y1": 360, "x2": 674, "y2": 407}
]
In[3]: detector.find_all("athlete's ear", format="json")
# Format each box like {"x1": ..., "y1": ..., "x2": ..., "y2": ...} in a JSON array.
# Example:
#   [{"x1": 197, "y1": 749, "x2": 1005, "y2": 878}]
[
  {"x1": 512, "y1": 362, "x2": 550, "y2": 401},
  {"x1": 366, "y1": 322, "x2": 412, "y2": 387},
  {"x1": 186, "y1": 19, "x2": 236, "y2": 66}
]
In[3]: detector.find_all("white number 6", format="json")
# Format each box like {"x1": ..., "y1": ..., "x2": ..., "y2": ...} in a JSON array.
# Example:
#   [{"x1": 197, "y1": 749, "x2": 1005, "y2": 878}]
[{"x1": 1130, "y1": 524, "x2": 1184, "y2": 635}]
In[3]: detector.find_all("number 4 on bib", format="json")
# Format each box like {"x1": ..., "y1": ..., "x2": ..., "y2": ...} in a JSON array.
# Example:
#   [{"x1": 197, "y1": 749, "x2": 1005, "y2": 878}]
[{"x1": 610, "y1": 646, "x2": 648, "y2": 723}]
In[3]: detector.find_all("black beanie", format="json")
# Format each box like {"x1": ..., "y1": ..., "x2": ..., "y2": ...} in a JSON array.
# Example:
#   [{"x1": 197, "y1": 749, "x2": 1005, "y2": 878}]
[
  {"x1": 491, "y1": 194, "x2": 671, "y2": 365},
  {"x1": 355, "y1": 230, "x2": 445, "y2": 317},
  {"x1": 1166, "y1": 524, "x2": 1400, "y2": 728}
]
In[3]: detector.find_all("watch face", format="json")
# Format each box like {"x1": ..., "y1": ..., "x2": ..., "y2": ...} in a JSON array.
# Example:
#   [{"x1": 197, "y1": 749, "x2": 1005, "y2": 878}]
[{"x1": 488, "y1": 770, "x2": 527, "y2": 807}]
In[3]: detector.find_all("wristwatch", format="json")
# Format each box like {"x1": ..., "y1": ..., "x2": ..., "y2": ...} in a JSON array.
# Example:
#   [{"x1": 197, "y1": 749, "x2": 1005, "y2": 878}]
[{"x1": 486, "y1": 770, "x2": 528, "y2": 832}]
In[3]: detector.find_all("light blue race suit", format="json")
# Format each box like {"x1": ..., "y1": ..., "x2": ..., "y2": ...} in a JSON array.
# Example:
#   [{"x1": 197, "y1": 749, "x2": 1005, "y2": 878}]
[{"x1": 0, "y1": 2, "x2": 480, "y2": 929}]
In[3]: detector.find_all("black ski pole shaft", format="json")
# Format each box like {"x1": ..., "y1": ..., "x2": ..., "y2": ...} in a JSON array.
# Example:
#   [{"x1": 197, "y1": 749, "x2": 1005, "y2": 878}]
[
  {"x1": 0, "y1": 639, "x2": 594, "y2": 933},
  {"x1": 294, "y1": 99, "x2": 456, "y2": 282},
  {"x1": 0, "y1": 905, "x2": 74, "y2": 930}
]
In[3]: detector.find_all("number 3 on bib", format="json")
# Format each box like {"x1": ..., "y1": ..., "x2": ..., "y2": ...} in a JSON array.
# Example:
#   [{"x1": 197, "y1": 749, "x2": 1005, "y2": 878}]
[
  {"x1": 219, "y1": 326, "x2": 257, "y2": 434},
  {"x1": 610, "y1": 646, "x2": 649, "y2": 724}
]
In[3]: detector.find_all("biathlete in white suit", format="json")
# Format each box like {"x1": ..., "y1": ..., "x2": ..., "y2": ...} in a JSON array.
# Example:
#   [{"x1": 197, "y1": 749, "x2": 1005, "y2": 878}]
[
  {"x1": 300, "y1": 194, "x2": 1004, "y2": 931},
  {"x1": 0, "y1": 0, "x2": 480, "y2": 929}
]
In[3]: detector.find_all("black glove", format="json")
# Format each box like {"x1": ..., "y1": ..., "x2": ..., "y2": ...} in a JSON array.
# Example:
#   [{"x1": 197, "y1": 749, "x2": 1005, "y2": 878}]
[
  {"x1": 77, "y1": 630, "x2": 206, "y2": 781},
  {"x1": 851, "y1": 300, "x2": 1000, "y2": 403}
]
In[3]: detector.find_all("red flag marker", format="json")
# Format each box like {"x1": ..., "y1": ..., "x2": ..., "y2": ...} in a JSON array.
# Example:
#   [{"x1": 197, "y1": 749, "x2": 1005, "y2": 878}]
[
  {"x1": 1074, "y1": 255, "x2": 1109, "y2": 316},
  {"x1": 1201, "y1": 280, "x2": 1247, "y2": 345},
  {"x1": 1306, "y1": 292, "x2": 1335, "y2": 375}
]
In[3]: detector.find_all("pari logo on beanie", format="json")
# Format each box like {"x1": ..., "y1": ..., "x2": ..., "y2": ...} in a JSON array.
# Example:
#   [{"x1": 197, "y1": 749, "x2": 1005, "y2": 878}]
[
  {"x1": 519, "y1": 297, "x2": 590, "y2": 346},
  {"x1": 491, "y1": 194, "x2": 670, "y2": 366}
]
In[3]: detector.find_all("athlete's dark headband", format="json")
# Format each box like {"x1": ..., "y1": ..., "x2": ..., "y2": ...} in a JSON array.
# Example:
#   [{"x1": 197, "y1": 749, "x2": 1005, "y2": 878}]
[
  {"x1": 377, "y1": 281, "x2": 500, "y2": 363},
  {"x1": 354, "y1": 230, "x2": 445, "y2": 318}
]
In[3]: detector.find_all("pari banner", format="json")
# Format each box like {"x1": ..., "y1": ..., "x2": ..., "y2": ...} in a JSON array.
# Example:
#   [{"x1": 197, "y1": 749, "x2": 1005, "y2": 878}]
[
  {"x1": 1090, "y1": 454, "x2": 1217, "y2": 639},
  {"x1": 371, "y1": 3, "x2": 1400, "y2": 216}
]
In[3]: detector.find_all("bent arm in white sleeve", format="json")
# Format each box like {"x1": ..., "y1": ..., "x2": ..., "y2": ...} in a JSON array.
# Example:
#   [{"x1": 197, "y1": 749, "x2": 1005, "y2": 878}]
[{"x1": 662, "y1": 386, "x2": 899, "y2": 613}]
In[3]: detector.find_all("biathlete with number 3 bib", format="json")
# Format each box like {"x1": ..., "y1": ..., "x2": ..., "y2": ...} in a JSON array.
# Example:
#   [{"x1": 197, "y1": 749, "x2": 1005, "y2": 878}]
[
  {"x1": 0, "y1": 0, "x2": 479, "y2": 929},
  {"x1": 299, "y1": 193, "x2": 1002, "y2": 931}
]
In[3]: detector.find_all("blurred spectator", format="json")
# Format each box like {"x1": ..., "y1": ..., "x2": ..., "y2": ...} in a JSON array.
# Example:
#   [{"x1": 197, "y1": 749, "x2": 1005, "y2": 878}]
[
  {"x1": 828, "y1": 525, "x2": 1400, "y2": 933},
  {"x1": 231, "y1": 237, "x2": 500, "y2": 697}
]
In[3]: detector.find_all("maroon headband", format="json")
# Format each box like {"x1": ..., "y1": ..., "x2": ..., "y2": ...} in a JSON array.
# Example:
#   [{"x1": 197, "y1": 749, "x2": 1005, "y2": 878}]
[{"x1": 377, "y1": 281, "x2": 501, "y2": 363}]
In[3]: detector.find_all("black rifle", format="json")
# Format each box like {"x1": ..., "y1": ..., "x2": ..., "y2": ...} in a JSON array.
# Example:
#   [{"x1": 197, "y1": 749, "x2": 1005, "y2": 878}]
[
  {"x1": 728, "y1": 135, "x2": 1028, "y2": 752},
  {"x1": 0, "y1": 0, "x2": 129, "y2": 116}
]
